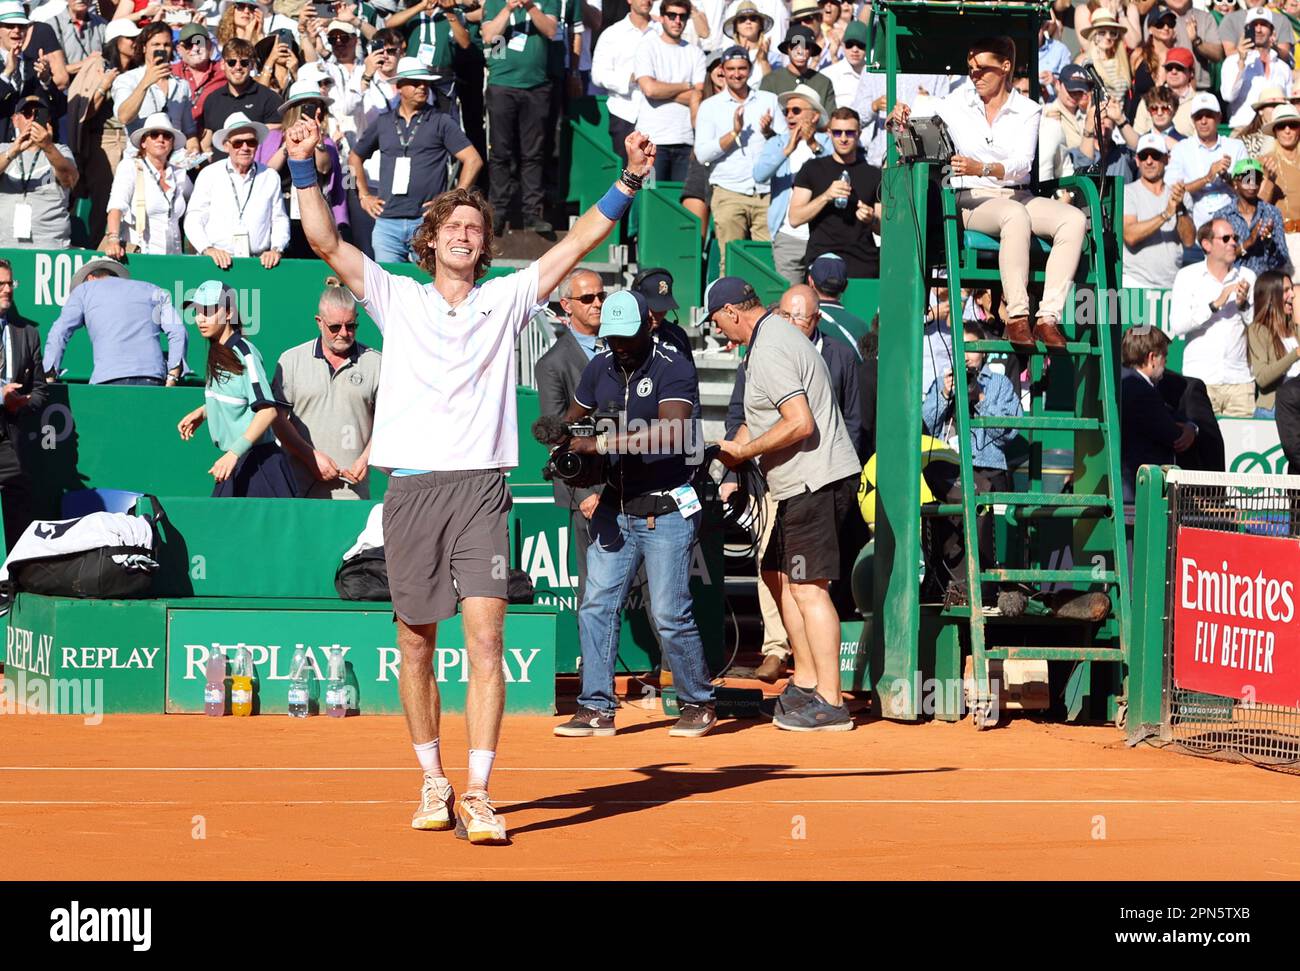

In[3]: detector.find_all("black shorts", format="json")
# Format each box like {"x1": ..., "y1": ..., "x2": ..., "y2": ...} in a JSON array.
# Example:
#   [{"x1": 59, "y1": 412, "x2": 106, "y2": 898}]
[
  {"x1": 680, "y1": 156, "x2": 713, "y2": 205},
  {"x1": 761, "y1": 474, "x2": 859, "y2": 581},
  {"x1": 382, "y1": 469, "x2": 513, "y2": 625}
]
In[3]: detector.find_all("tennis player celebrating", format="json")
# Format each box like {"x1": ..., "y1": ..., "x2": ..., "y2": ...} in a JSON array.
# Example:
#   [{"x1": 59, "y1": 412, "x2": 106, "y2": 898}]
[{"x1": 285, "y1": 115, "x2": 656, "y2": 845}]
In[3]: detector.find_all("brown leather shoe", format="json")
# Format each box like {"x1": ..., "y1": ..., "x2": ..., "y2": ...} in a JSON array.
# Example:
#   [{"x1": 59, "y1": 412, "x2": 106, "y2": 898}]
[
  {"x1": 1004, "y1": 315, "x2": 1034, "y2": 350},
  {"x1": 754, "y1": 654, "x2": 789, "y2": 684},
  {"x1": 1033, "y1": 317, "x2": 1068, "y2": 350}
]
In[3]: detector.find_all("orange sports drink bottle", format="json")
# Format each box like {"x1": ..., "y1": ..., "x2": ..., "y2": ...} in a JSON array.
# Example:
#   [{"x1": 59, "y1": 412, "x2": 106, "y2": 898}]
[{"x1": 231, "y1": 647, "x2": 254, "y2": 717}]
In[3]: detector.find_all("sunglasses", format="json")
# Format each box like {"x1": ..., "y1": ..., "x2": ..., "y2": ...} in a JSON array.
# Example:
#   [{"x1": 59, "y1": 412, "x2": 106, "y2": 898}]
[
  {"x1": 1215, "y1": 234, "x2": 1239, "y2": 243},
  {"x1": 736, "y1": 14, "x2": 760, "y2": 21},
  {"x1": 1136, "y1": 151, "x2": 1165, "y2": 161},
  {"x1": 1165, "y1": 63, "x2": 1189, "y2": 71},
  {"x1": 662, "y1": 10, "x2": 688, "y2": 20},
  {"x1": 227, "y1": 137, "x2": 258, "y2": 148},
  {"x1": 795, "y1": 13, "x2": 819, "y2": 23},
  {"x1": 225, "y1": 57, "x2": 252, "y2": 67},
  {"x1": 784, "y1": 105, "x2": 805, "y2": 115},
  {"x1": 1149, "y1": 103, "x2": 1173, "y2": 112},
  {"x1": 324, "y1": 321, "x2": 358, "y2": 334},
  {"x1": 830, "y1": 128, "x2": 859, "y2": 137},
  {"x1": 844, "y1": 40, "x2": 865, "y2": 50},
  {"x1": 144, "y1": 129, "x2": 175, "y2": 139},
  {"x1": 1152, "y1": 18, "x2": 1176, "y2": 28},
  {"x1": 181, "y1": 37, "x2": 207, "y2": 48},
  {"x1": 572, "y1": 292, "x2": 605, "y2": 304},
  {"x1": 330, "y1": 33, "x2": 354, "y2": 42},
  {"x1": 17, "y1": 105, "x2": 41, "y2": 117},
  {"x1": 381, "y1": 46, "x2": 400, "y2": 56}
]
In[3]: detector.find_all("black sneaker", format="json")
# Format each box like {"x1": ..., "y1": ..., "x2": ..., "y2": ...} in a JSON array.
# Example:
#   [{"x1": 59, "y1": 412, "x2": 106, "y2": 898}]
[
  {"x1": 554, "y1": 706, "x2": 615, "y2": 737},
  {"x1": 527, "y1": 216, "x2": 554, "y2": 234},
  {"x1": 772, "y1": 694, "x2": 855, "y2": 732},
  {"x1": 774, "y1": 680, "x2": 816, "y2": 717},
  {"x1": 669, "y1": 702, "x2": 717, "y2": 737}
]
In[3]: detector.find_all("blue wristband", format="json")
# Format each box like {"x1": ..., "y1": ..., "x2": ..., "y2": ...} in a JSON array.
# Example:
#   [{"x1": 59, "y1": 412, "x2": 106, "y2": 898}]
[
  {"x1": 596, "y1": 182, "x2": 634, "y2": 221},
  {"x1": 288, "y1": 156, "x2": 319, "y2": 190}
]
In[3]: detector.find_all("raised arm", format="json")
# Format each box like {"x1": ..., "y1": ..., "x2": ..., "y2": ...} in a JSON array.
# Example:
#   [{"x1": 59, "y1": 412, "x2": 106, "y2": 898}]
[
  {"x1": 535, "y1": 130, "x2": 655, "y2": 299},
  {"x1": 285, "y1": 116, "x2": 367, "y2": 298}
]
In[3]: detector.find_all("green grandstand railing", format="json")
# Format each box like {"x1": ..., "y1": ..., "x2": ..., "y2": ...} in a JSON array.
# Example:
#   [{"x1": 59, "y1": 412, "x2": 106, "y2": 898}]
[
  {"x1": 636, "y1": 181, "x2": 703, "y2": 317},
  {"x1": 724, "y1": 240, "x2": 787, "y2": 306},
  {"x1": 565, "y1": 113, "x2": 623, "y2": 262}
]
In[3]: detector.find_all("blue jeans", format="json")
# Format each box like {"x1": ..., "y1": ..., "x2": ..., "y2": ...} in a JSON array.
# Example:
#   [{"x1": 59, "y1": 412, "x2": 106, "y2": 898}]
[
  {"x1": 1255, "y1": 406, "x2": 1276, "y2": 420},
  {"x1": 577, "y1": 503, "x2": 714, "y2": 713},
  {"x1": 99, "y1": 376, "x2": 164, "y2": 386},
  {"x1": 371, "y1": 216, "x2": 423, "y2": 264},
  {"x1": 652, "y1": 144, "x2": 693, "y2": 184}
]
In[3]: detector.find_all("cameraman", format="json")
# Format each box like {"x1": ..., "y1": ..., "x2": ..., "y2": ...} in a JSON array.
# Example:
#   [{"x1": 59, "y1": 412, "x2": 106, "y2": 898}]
[
  {"x1": 920, "y1": 319, "x2": 1021, "y2": 604},
  {"x1": 553, "y1": 290, "x2": 717, "y2": 739}
]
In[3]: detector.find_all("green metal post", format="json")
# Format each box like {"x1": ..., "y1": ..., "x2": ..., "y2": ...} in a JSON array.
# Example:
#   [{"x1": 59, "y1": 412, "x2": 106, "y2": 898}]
[{"x1": 1128, "y1": 465, "x2": 1170, "y2": 739}]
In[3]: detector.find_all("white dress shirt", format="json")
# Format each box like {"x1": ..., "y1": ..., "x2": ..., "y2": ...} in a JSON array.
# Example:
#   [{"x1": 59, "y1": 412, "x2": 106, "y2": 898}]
[
  {"x1": 1168, "y1": 260, "x2": 1256, "y2": 385},
  {"x1": 694, "y1": 85, "x2": 784, "y2": 192},
  {"x1": 1167, "y1": 133, "x2": 1248, "y2": 227},
  {"x1": 1219, "y1": 50, "x2": 1292, "y2": 127},
  {"x1": 853, "y1": 71, "x2": 957, "y2": 167},
  {"x1": 932, "y1": 83, "x2": 1042, "y2": 189},
  {"x1": 315, "y1": 58, "x2": 367, "y2": 154},
  {"x1": 591, "y1": 15, "x2": 655, "y2": 124},
  {"x1": 821, "y1": 57, "x2": 863, "y2": 115},
  {"x1": 106, "y1": 156, "x2": 191, "y2": 255},
  {"x1": 184, "y1": 159, "x2": 290, "y2": 256},
  {"x1": 111, "y1": 69, "x2": 197, "y2": 159}
]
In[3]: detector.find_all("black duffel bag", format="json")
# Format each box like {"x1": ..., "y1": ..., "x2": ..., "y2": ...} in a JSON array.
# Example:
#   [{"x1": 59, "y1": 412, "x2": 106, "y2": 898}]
[
  {"x1": 10, "y1": 545, "x2": 157, "y2": 599},
  {"x1": 335, "y1": 546, "x2": 390, "y2": 600}
]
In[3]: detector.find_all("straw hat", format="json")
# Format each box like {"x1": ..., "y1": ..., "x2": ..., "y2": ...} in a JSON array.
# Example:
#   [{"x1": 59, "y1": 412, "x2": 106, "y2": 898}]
[
  {"x1": 778, "y1": 83, "x2": 830, "y2": 129},
  {"x1": 1264, "y1": 102, "x2": 1300, "y2": 135},
  {"x1": 722, "y1": 1, "x2": 774, "y2": 39},
  {"x1": 1251, "y1": 84, "x2": 1288, "y2": 112},
  {"x1": 1081, "y1": 9, "x2": 1123, "y2": 40}
]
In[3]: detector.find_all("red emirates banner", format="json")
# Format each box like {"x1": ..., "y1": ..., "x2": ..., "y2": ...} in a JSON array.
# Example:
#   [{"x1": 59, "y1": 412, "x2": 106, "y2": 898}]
[{"x1": 1173, "y1": 527, "x2": 1300, "y2": 707}]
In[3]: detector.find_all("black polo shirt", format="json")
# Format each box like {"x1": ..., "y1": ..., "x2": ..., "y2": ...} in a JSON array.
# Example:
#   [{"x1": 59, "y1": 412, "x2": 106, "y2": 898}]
[
  {"x1": 573, "y1": 340, "x2": 700, "y2": 499},
  {"x1": 351, "y1": 105, "x2": 471, "y2": 219},
  {"x1": 203, "y1": 82, "x2": 284, "y2": 160}
]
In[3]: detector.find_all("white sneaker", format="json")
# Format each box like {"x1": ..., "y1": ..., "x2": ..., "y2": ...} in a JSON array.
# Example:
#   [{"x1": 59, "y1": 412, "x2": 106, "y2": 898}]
[
  {"x1": 411, "y1": 773, "x2": 455, "y2": 831},
  {"x1": 454, "y1": 790, "x2": 508, "y2": 845}
]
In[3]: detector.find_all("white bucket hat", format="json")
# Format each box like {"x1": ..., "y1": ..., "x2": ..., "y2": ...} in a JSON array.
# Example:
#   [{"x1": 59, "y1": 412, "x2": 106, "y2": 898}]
[
  {"x1": 129, "y1": 111, "x2": 185, "y2": 149},
  {"x1": 213, "y1": 111, "x2": 269, "y2": 154}
]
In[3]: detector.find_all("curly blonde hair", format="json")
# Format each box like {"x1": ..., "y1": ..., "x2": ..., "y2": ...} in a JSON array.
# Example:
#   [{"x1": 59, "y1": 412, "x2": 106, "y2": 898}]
[{"x1": 410, "y1": 188, "x2": 496, "y2": 281}]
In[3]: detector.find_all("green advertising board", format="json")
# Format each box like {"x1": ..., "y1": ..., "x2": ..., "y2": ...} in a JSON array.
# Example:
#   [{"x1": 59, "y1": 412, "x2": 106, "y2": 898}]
[{"x1": 164, "y1": 605, "x2": 557, "y2": 715}]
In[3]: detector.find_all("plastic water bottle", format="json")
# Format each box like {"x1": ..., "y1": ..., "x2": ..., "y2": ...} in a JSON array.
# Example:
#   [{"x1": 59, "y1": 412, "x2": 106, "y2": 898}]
[
  {"x1": 325, "y1": 646, "x2": 347, "y2": 718},
  {"x1": 833, "y1": 170, "x2": 851, "y2": 209},
  {"x1": 204, "y1": 651, "x2": 226, "y2": 717},
  {"x1": 287, "y1": 647, "x2": 309, "y2": 718},
  {"x1": 231, "y1": 647, "x2": 254, "y2": 717}
]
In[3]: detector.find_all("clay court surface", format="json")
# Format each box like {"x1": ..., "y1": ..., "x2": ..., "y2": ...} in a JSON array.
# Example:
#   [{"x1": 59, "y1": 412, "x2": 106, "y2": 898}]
[{"x1": 3, "y1": 695, "x2": 1299, "y2": 881}]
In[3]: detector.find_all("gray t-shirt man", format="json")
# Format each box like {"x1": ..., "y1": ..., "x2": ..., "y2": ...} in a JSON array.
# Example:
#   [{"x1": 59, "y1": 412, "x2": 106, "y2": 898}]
[
  {"x1": 1123, "y1": 179, "x2": 1181, "y2": 289},
  {"x1": 743, "y1": 312, "x2": 861, "y2": 501},
  {"x1": 272, "y1": 338, "x2": 382, "y2": 499},
  {"x1": 0, "y1": 143, "x2": 75, "y2": 248}
]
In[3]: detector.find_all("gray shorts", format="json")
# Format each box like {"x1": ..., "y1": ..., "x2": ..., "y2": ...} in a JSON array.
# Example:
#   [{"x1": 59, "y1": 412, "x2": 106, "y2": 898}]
[{"x1": 382, "y1": 469, "x2": 513, "y2": 625}]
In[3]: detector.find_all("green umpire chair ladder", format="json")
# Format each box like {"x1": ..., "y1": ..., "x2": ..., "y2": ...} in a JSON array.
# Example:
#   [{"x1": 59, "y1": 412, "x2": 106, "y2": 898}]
[{"x1": 932, "y1": 176, "x2": 1132, "y2": 729}]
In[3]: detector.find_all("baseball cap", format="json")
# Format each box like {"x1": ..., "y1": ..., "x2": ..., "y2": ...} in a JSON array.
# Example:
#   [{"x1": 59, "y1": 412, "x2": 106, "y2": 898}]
[
  {"x1": 843, "y1": 21, "x2": 868, "y2": 47},
  {"x1": 1164, "y1": 47, "x2": 1194, "y2": 69},
  {"x1": 1189, "y1": 92, "x2": 1222, "y2": 117},
  {"x1": 178, "y1": 23, "x2": 209, "y2": 43},
  {"x1": 1135, "y1": 132, "x2": 1169, "y2": 156},
  {"x1": 104, "y1": 18, "x2": 142, "y2": 42},
  {"x1": 632, "y1": 267, "x2": 678, "y2": 313},
  {"x1": 1146, "y1": 3, "x2": 1176, "y2": 26},
  {"x1": 808, "y1": 253, "x2": 848, "y2": 295},
  {"x1": 1058, "y1": 64, "x2": 1091, "y2": 94},
  {"x1": 704, "y1": 276, "x2": 758, "y2": 320},
  {"x1": 185, "y1": 279, "x2": 237, "y2": 310},
  {"x1": 719, "y1": 44, "x2": 749, "y2": 64},
  {"x1": 1245, "y1": 9, "x2": 1274, "y2": 29},
  {"x1": 598, "y1": 290, "x2": 648, "y2": 338},
  {"x1": 1232, "y1": 157, "x2": 1264, "y2": 177}
]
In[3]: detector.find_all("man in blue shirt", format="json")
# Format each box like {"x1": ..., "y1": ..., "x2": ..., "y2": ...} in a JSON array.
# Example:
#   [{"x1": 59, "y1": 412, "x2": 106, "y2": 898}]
[
  {"x1": 1037, "y1": 18, "x2": 1071, "y2": 100},
  {"x1": 42, "y1": 258, "x2": 188, "y2": 386},
  {"x1": 921, "y1": 319, "x2": 1021, "y2": 604},
  {"x1": 1213, "y1": 158, "x2": 1291, "y2": 275},
  {"x1": 552, "y1": 289, "x2": 716, "y2": 739}
]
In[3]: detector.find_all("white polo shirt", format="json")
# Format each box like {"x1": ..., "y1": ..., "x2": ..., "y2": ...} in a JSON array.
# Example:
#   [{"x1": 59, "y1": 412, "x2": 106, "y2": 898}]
[
  {"x1": 359, "y1": 256, "x2": 540, "y2": 471},
  {"x1": 633, "y1": 32, "x2": 706, "y2": 146},
  {"x1": 1168, "y1": 260, "x2": 1256, "y2": 386}
]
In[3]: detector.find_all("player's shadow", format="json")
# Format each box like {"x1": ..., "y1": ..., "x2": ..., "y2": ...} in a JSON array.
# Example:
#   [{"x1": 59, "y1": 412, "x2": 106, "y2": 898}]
[{"x1": 503, "y1": 762, "x2": 957, "y2": 836}]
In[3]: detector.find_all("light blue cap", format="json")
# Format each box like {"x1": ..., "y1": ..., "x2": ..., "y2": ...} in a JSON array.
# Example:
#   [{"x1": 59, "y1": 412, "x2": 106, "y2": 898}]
[
  {"x1": 184, "y1": 279, "x2": 235, "y2": 309},
  {"x1": 599, "y1": 290, "x2": 648, "y2": 338}
]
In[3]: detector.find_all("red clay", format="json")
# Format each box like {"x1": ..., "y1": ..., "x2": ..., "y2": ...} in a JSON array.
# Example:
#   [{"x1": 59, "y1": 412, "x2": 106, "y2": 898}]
[{"x1": 3, "y1": 685, "x2": 1299, "y2": 881}]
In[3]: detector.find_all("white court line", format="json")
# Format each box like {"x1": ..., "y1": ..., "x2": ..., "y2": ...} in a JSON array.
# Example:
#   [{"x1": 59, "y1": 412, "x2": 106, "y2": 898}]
[
  {"x1": 1, "y1": 798, "x2": 1296, "y2": 807},
  {"x1": 0, "y1": 765, "x2": 1167, "y2": 773}
]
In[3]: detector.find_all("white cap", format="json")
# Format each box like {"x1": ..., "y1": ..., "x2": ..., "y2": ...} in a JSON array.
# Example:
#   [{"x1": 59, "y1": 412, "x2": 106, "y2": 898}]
[
  {"x1": 325, "y1": 19, "x2": 358, "y2": 36},
  {"x1": 104, "y1": 18, "x2": 143, "y2": 41},
  {"x1": 1189, "y1": 92, "x2": 1222, "y2": 117},
  {"x1": 1135, "y1": 132, "x2": 1169, "y2": 156},
  {"x1": 1245, "y1": 9, "x2": 1274, "y2": 28}
]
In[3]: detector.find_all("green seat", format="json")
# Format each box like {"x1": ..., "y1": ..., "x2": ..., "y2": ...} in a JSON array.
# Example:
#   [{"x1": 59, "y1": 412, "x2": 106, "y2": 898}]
[{"x1": 963, "y1": 230, "x2": 1052, "y2": 255}]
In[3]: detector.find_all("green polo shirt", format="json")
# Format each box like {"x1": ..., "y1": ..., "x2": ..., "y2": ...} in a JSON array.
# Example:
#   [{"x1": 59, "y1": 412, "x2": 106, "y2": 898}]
[
  {"x1": 205, "y1": 334, "x2": 282, "y2": 454},
  {"x1": 546, "y1": 0, "x2": 581, "y2": 80},
  {"x1": 483, "y1": 0, "x2": 560, "y2": 89},
  {"x1": 403, "y1": 6, "x2": 468, "y2": 73}
]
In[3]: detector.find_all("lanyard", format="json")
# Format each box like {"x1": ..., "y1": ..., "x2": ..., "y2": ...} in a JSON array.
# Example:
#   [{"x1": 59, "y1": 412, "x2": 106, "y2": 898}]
[
  {"x1": 14, "y1": 150, "x2": 38, "y2": 199},
  {"x1": 395, "y1": 109, "x2": 428, "y2": 156},
  {"x1": 2, "y1": 324, "x2": 11, "y2": 384},
  {"x1": 226, "y1": 161, "x2": 257, "y2": 222},
  {"x1": 64, "y1": 19, "x2": 95, "y2": 61},
  {"x1": 145, "y1": 159, "x2": 177, "y2": 218}
]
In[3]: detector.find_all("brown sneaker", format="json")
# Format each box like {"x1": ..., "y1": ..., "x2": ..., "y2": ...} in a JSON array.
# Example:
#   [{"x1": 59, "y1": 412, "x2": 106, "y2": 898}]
[
  {"x1": 753, "y1": 654, "x2": 789, "y2": 683},
  {"x1": 1033, "y1": 317, "x2": 1068, "y2": 350},
  {"x1": 1004, "y1": 315, "x2": 1034, "y2": 350},
  {"x1": 669, "y1": 703, "x2": 717, "y2": 737}
]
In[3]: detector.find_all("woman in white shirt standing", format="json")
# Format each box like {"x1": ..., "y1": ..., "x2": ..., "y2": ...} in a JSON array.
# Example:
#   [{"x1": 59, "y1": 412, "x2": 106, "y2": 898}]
[
  {"x1": 103, "y1": 112, "x2": 191, "y2": 257},
  {"x1": 890, "y1": 35, "x2": 1086, "y2": 349}
]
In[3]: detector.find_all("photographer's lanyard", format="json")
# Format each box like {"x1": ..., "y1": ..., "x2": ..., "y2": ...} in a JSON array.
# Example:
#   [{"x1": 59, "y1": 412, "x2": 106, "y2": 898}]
[
  {"x1": 226, "y1": 161, "x2": 257, "y2": 223},
  {"x1": 146, "y1": 160, "x2": 176, "y2": 219},
  {"x1": 15, "y1": 151, "x2": 34, "y2": 198},
  {"x1": 419, "y1": 9, "x2": 445, "y2": 66},
  {"x1": 66, "y1": 23, "x2": 95, "y2": 62},
  {"x1": 396, "y1": 109, "x2": 427, "y2": 155}
]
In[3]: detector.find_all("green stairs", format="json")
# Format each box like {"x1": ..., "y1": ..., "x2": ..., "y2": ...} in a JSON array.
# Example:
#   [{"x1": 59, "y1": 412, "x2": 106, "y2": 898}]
[{"x1": 931, "y1": 176, "x2": 1132, "y2": 729}]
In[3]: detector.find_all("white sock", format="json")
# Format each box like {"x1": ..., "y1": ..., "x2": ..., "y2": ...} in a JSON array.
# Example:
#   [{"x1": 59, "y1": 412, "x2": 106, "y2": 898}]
[
  {"x1": 467, "y1": 749, "x2": 496, "y2": 793},
  {"x1": 413, "y1": 739, "x2": 444, "y2": 777}
]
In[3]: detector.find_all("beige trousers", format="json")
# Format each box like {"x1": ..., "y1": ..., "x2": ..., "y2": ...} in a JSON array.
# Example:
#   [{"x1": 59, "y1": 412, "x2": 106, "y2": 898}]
[
  {"x1": 957, "y1": 187, "x2": 1087, "y2": 321},
  {"x1": 1206, "y1": 381, "x2": 1256, "y2": 418},
  {"x1": 756, "y1": 492, "x2": 790, "y2": 660},
  {"x1": 712, "y1": 186, "x2": 771, "y2": 274}
]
